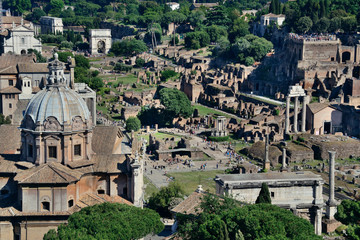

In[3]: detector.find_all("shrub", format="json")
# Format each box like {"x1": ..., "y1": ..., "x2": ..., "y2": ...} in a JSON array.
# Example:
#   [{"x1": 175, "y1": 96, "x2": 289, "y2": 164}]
[{"x1": 208, "y1": 136, "x2": 230, "y2": 142}]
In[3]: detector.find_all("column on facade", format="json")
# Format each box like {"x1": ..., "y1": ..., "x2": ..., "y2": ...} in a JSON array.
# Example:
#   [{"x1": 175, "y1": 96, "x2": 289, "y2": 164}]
[
  {"x1": 282, "y1": 148, "x2": 287, "y2": 169},
  {"x1": 285, "y1": 97, "x2": 290, "y2": 134},
  {"x1": 301, "y1": 96, "x2": 307, "y2": 132},
  {"x1": 294, "y1": 96, "x2": 299, "y2": 133}
]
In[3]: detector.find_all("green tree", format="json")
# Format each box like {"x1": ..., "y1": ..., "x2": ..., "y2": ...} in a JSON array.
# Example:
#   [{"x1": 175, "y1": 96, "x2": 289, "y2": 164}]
[
  {"x1": 255, "y1": 183, "x2": 271, "y2": 204},
  {"x1": 27, "y1": 49, "x2": 47, "y2": 63},
  {"x1": 335, "y1": 200, "x2": 360, "y2": 225},
  {"x1": 57, "y1": 52, "x2": 74, "y2": 63},
  {"x1": 126, "y1": 117, "x2": 141, "y2": 132},
  {"x1": 159, "y1": 88, "x2": 193, "y2": 119},
  {"x1": 188, "y1": 10, "x2": 206, "y2": 29},
  {"x1": 148, "y1": 182, "x2": 184, "y2": 218},
  {"x1": 111, "y1": 39, "x2": 148, "y2": 57},
  {"x1": 5, "y1": 0, "x2": 31, "y2": 14},
  {"x1": 184, "y1": 31, "x2": 210, "y2": 49},
  {"x1": 75, "y1": 55, "x2": 90, "y2": 69},
  {"x1": 48, "y1": 0, "x2": 64, "y2": 14},
  {"x1": 43, "y1": 202, "x2": 164, "y2": 240},
  {"x1": 296, "y1": 16, "x2": 313, "y2": 33},
  {"x1": 135, "y1": 58, "x2": 145, "y2": 68},
  {"x1": 228, "y1": 18, "x2": 250, "y2": 43},
  {"x1": 25, "y1": 8, "x2": 46, "y2": 23},
  {"x1": 244, "y1": 57, "x2": 255, "y2": 66},
  {"x1": 160, "y1": 70, "x2": 177, "y2": 81},
  {"x1": 0, "y1": 114, "x2": 11, "y2": 125},
  {"x1": 206, "y1": 25, "x2": 228, "y2": 43},
  {"x1": 314, "y1": 17, "x2": 330, "y2": 33}
]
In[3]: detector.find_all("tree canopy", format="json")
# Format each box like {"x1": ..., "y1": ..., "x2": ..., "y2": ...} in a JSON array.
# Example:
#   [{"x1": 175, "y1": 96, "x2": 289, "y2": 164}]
[
  {"x1": 43, "y1": 202, "x2": 164, "y2": 240},
  {"x1": 111, "y1": 39, "x2": 148, "y2": 57},
  {"x1": 159, "y1": 88, "x2": 193, "y2": 119},
  {"x1": 335, "y1": 200, "x2": 360, "y2": 239},
  {"x1": 177, "y1": 196, "x2": 322, "y2": 240},
  {"x1": 148, "y1": 182, "x2": 185, "y2": 218},
  {"x1": 126, "y1": 117, "x2": 141, "y2": 132}
]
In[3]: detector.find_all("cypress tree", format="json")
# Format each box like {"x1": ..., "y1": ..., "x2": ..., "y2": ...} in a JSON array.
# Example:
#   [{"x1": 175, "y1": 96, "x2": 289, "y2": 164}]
[
  {"x1": 270, "y1": 0, "x2": 276, "y2": 14},
  {"x1": 255, "y1": 183, "x2": 272, "y2": 204}
]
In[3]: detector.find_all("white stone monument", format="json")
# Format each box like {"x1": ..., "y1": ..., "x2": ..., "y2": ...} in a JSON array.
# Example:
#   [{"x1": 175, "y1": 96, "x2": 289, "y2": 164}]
[{"x1": 89, "y1": 29, "x2": 112, "y2": 55}]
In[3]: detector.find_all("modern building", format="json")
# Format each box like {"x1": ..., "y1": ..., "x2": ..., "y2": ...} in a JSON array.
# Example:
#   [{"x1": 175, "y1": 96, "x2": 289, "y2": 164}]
[
  {"x1": 0, "y1": 54, "x2": 144, "y2": 240},
  {"x1": 215, "y1": 172, "x2": 324, "y2": 235}
]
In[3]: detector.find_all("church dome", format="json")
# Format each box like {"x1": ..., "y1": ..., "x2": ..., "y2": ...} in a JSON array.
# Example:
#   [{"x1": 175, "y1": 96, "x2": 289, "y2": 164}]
[
  {"x1": 24, "y1": 86, "x2": 91, "y2": 125},
  {"x1": 23, "y1": 53, "x2": 91, "y2": 130}
]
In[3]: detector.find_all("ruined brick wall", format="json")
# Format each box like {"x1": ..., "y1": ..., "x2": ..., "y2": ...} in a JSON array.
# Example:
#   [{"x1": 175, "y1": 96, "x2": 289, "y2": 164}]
[{"x1": 302, "y1": 42, "x2": 338, "y2": 62}]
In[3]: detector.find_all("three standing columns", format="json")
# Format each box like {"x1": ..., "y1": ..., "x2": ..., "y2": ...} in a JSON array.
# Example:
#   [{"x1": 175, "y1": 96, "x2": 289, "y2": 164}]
[{"x1": 285, "y1": 96, "x2": 307, "y2": 134}]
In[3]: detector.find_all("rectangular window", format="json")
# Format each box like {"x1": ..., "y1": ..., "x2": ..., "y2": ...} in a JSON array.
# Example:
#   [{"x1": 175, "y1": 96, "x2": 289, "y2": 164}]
[
  {"x1": 9, "y1": 80, "x2": 13, "y2": 86},
  {"x1": 271, "y1": 192, "x2": 275, "y2": 198},
  {"x1": 21, "y1": 38, "x2": 25, "y2": 44},
  {"x1": 28, "y1": 144, "x2": 33, "y2": 157},
  {"x1": 9, "y1": 103, "x2": 12, "y2": 108},
  {"x1": 74, "y1": 144, "x2": 81, "y2": 156},
  {"x1": 5, "y1": 95, "x2": 8, "y2": 99},
  {"x1": 48, "y1": 146, "x2": 57, "y2": 158}
]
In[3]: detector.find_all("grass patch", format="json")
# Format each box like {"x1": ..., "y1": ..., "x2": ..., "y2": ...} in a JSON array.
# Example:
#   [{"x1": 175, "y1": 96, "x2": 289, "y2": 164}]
[
  {"x1": 167, "y1": 170, "x2": 225, "y2": 196},
  {"x1": 144, "y1": 176, "x2": 159, "y2": 200},
  {"x1": 193, "y1": 104, "x2": 234, "y2": 119}
]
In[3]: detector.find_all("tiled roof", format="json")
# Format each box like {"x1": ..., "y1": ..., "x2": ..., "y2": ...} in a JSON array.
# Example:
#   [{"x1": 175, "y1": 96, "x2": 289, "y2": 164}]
[
  {"x1": 0, "y1": 86, "x2": 21, "y2": 93},
  {"x1": 92, "y1": 154, "x2": 128, "y2": 173},
  {"x1": 0, "y1": 125, "x2": 21, "y2": 154},
  {"x1": 14, "y1": 162, "x2": 83, "y2": 184},
  {"x1": 0, "y1": 157, "x2": 21, "y2": 173},
  {"x1": 307, "y1": 103, "x2": 332, "y2": 114},
  {"x1": 2, "y1": 17, "x2": 29, "y2": 25},
  {"x1": 0, "y1": 54, "x2": 35, "y2": 74},
  {"x1": 17, "y1": 63, "x2": 48, "y2": 73},
  {"x1": 171, "y1": 191, "x2": 205, "y2": 215},
  {"x1": 92, "y1": 126, "x2": 120, "y2": 154}
]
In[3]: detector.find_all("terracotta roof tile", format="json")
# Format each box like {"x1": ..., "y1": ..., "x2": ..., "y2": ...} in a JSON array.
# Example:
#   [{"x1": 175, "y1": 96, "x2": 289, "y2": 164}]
[
  {"x1": 307, "y1": 103, "x2": 332, "y2": 114},
  {"x1": 171, "y1": 191, "x2": 205, "y2": 215},
  {"x1": 17, "y1": 63, "x2": 48, "y2": 73},
  {"x1": 14, "y1": 162, "x2": 83, "y2": 184},
  {"x1": 0, "y1": 125, "x2": 21, "y2": 154},
  {"x1": 0, "y1": 86, "x2": 21, "y2": 93}
]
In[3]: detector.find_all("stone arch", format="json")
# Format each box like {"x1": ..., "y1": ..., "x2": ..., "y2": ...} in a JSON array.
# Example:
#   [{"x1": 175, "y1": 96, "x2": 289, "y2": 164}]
[
  {"x1": 97, "y1": 40, "x2": 106, "y2": 53},
  {"x1": 342, "y1": 51, "x2": 351, "y2": 63}
]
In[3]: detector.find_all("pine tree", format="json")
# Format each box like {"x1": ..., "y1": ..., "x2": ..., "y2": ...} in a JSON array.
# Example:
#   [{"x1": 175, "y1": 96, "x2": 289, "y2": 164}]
[{"x1": 255, "y1": 183, "x2": 272, "y2": 204}]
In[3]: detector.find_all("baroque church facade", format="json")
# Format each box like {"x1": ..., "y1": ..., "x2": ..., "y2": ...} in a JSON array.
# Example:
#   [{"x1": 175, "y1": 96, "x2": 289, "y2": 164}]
[{"x1": 0, "y1": 54, "x2": 144, "y2": 240}]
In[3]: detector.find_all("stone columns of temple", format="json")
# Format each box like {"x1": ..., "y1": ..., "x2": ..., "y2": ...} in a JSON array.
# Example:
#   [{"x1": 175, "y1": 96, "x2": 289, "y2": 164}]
[
  {"x1": 326, "y1": 151, "x2": 337, "y2": 220},
  {"x1": 285, "y1": 97, "x2": 290, "y2": 134},
  {"x1": 264, "y1": 135, "x2": 270, "y2": 171},
  {"x1": 301, "y1": 96, "x2": 307, "y2": 132},
  {"x1": 294, "y1": 96, "x2": 299, "y2": 133},
  {"x1": 282, "y1": 148, "x2": 287, "y2": 169},
  {"x1": 285, "y1": 95, "x2": 307, "y2": 135}
]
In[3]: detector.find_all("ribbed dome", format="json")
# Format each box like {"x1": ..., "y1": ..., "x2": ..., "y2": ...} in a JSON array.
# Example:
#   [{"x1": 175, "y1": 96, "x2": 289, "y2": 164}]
[{"x1": 24, "y1": 86, "x2": 91, "y2": 125}]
